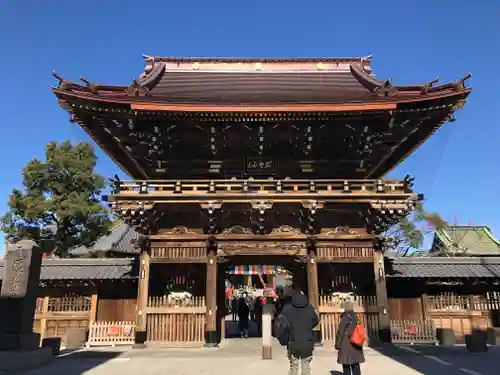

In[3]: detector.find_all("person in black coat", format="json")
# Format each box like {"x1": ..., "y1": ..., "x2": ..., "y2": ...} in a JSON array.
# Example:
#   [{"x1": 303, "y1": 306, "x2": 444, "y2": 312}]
[
  {"x1": 335, "y1": 301, "x2": 365, "y2": 375},
  {"x1": 237, "y1": 297, "x2": 250, "y2": 338},
  {"x1": 281, "y1": 291, "x2": 319, "y2": 375}
]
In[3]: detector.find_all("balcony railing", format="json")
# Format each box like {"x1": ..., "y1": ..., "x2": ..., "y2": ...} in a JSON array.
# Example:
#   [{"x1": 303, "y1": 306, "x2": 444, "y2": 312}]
[{"x1": 109, "y1": 178, "x2": 413, "y2": 197}]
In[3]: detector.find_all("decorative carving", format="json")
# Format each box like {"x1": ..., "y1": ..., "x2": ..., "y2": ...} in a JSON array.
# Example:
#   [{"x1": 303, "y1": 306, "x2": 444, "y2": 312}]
[
  {"x1": 200, "y1": 201, "x2": 222, "y2": 235},
  {"x1": 200, "y1": 201, "x2": 223, "y2": 211},
  {"x1": 251, "y1": 200, "x2": 273, "y2": 212},
  {"x1": 118, "y1": 208, "x2": 158, "y2": 235},
  {"x1": 164, "y1": 226, "x2": 197, "y2": 236},
  {"x1": 218, "y1": 242, "x2": 304, "y2": 256},
  {"x1": 324, "y1": 226, "x2": 358, "y2": 236},
  {"x1": 270, "y1": 225, "x2": 302, "y2": 235},
  {"x1": 251, "y1": 200, "x2": 273, "y2": 235},
  {"x1": 221, "y1": 225, "x2": 254, "y2": 235}
]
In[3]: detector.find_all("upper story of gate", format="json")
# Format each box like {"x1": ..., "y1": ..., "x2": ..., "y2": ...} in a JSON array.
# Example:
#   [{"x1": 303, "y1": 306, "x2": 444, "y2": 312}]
[{"x1": 52, "y1": 55, "x2": 471, "y2": 180}]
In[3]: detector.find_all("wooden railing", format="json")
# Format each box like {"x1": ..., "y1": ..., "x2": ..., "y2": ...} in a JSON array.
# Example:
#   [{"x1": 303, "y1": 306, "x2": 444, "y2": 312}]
[
  {"x1": 318, "y1": 295, "x2": 378, "y2": 313},
  {"x1": 428, "y1": 294, "x2": 471, "y2": 310},
  {"x1": 317, "y1": 247, "x2": 373, "y2": 261},
  {"x1": 33, "y1": 296, "x2": 96, "y2": 345},
  {"x1": 47, "y1": 296, "x2": 92, "y2": 312},
  {"x1": 319, "y1": 295, "x2": 379, "y2": 343},
  {"x1": 114, "y1": 179, "x2": 411, "y2": 196},
  {"x1": 150, "y1": 247, "x2": 206, "y2": 260},
  {"x1": 145, "y1": 296, "x2": 206, "y2": 346},
  {"x1": 390, "y1": 320, "x2": 437, "y2": 344},
  {"x1": 86, "y1": 321, "x2": 135, "y2": 347},
  {"x1": 147, "y1": 296, "x2": 205, "y2": 309},
  {"x1": 428, "y1": 294, "x2": 500, "y2": 311}
]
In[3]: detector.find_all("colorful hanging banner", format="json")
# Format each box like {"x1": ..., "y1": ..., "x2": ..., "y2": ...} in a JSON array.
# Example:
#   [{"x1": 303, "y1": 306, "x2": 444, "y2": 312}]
[{"x1": 229, "y1": 265, "x2": 287, "y2": 275}]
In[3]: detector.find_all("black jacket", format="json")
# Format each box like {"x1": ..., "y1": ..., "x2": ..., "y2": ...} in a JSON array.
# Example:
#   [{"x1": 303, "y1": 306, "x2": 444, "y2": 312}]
[
  {"x1": 281, "y1": 292, "x2": 319, "y2": 358},
  {"x1": 335, "y1": 311, "x2": 365, "y2": 365}
]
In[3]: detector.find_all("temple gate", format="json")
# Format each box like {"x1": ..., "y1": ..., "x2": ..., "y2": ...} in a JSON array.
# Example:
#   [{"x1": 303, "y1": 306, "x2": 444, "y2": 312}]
[{"x1": 52, "y1": 55, "x2": 471, "y2": 346}]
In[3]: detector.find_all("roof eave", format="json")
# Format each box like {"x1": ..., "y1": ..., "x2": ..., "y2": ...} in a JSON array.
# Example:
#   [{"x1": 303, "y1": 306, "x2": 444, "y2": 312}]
[{"x1": 52, "y1": 88, "x2": 470, "y2": 113}]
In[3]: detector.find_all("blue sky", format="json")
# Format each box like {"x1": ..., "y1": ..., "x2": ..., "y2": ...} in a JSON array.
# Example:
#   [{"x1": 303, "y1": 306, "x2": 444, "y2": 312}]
[{"x1": 0, "y1": 0, "x2": 498, "y2": 249}]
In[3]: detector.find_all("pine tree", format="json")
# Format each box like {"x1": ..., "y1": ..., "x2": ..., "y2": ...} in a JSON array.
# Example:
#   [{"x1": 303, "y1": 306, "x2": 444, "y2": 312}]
[{"x1": 1, "y1": 141, "x2": 111, "y2": 257}]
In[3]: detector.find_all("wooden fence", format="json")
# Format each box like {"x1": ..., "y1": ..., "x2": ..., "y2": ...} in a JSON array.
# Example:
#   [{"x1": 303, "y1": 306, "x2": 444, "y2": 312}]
[
  {"x1": 33, "y1": 295, "x2": 97, "y2": 345},
  {"x1": 318, "y1": 295, "x2": 379, "y2": 344},
  {"x1": 427, "y1": 293, "x2": 499, "y2": 343},
  {"x1": 145, "y1": 296, "x2": 206, "y2": 346},
  {"x1": 388, "y1": 293, "x2": 500, "y2": 344},
  {"x1": 86, "y1": 321, "x2": 136, "y2": 347},
  {"x1": 390, "y1": 320, "x2": 437, "y2": 344}
]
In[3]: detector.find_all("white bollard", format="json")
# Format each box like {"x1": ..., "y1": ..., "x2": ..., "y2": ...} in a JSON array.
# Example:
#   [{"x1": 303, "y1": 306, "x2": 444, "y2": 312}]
[{"x1": 262, "y1": 303, "x2": 273, "y2": 360}]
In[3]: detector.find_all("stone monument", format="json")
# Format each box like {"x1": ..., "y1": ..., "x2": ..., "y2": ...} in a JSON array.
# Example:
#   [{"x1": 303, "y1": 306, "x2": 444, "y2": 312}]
[{"x1": 0, "y1": 239, "x2": 42, "y2": 350}]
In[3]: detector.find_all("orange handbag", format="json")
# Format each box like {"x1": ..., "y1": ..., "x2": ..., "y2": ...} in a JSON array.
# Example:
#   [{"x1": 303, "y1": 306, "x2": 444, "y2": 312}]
[{"x1": 350, "y1": 321, "x2": 366, "y2": 346}]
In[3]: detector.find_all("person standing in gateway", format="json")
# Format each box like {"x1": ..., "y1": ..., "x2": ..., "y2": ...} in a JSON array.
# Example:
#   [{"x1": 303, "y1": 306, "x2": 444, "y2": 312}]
[
  {"x1": 335, "y1": 301, "x2": 365, "y2": 375},
  {"x1": 280, "y1": 290, "x2": 319, "y2": 375}
]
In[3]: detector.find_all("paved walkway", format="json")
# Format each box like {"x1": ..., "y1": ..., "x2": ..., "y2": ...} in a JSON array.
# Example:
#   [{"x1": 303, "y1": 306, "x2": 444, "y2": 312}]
[{"x1": 19, "y1": 340, "x2": 500, "y2": 375}]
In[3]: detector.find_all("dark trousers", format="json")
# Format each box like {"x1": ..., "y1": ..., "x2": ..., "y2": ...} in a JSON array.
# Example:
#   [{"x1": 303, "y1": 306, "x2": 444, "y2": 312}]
[{"x1": 342, "y1": 364, "x2": 360, "y2": 375}]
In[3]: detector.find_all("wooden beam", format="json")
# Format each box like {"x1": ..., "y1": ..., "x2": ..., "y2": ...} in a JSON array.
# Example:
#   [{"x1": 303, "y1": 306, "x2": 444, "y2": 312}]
[
  {"x1": 150, "y1": 258, "x2": 207, "y2": 264},
  {"x1": 131, "y1": 102, "x2": 397, "y2": 113},
  {"x1": 89, "y1": 293, "x2": 98, "y2": 323}
]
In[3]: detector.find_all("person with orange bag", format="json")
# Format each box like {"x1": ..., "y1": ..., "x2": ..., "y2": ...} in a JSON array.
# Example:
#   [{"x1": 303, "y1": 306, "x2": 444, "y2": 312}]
[{"x1": 334, "y1": 301, "x2": 365, "y2": 375}]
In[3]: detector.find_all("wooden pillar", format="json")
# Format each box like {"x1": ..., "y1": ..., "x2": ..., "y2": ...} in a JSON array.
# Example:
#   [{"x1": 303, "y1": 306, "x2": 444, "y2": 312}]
[
  {"x1": 39, "y1": 296, "x2": 50, "y2": 344},
  {"x1": 307, "y1": 240, "x2": 321, "y2": 344},
  {"x1": 89, "y1": 293, "x2": 98, "y2": 323},
  {"x1": 421, "y1": 293, "x2": 430, "y2": 320},
  {"x1": 205, "y1": 241, "x2": 218, "y2": 346},
  {"x1": 373, "y1": 250, "x2": 390, "y2": 342},
  {"x1": 135, "y1": 250, "x2": 150, "y2": 345}
]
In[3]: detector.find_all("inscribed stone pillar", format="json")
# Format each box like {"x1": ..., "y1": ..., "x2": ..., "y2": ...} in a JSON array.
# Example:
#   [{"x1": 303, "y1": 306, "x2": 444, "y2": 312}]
[
  {"x1": 373, "y1": 250, "x2": 390, "y2": 342},
  {"x1": 261, "y1": 303, "x2": 273, "y2": 359},
  {"x1": 0, "y1": 240, "x2": 42, "y2": 350},
  {"x1": 306, "y1": 242, "x2": 321, "y2": 345},
  {"x1": 204, "y1": 244, "x2": 218, "y2": 346},
  {"x1": 134, "y1": 250, "x2": 150, "y2": 345}
]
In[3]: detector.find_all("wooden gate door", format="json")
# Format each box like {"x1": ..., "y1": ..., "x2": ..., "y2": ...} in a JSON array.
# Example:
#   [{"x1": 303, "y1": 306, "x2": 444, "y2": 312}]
[{"x1": 146, "y1": 296, "x2": 206, "y2": 346}]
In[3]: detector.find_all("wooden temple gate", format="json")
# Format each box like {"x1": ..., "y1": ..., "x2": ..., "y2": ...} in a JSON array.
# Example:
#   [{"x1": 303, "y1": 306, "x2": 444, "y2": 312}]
[
  {"x1": 133, "y1": 228, "x2": 389, "y2": 346},
  {"x1": 52, "y1": 53, "x2": 471, "y2": 347}
]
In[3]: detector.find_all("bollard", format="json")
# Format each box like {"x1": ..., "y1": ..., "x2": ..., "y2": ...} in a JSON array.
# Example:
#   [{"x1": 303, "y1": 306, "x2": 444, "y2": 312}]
[
  {"x1": 436, "y1": 328, "x2": 456, "y2": 346},
  {"x1": 466, "y1": 330, "x2": 488, "y2": 353},
  {"x1": 262, "y1": 304, "x2": 273, "y2": 359}
]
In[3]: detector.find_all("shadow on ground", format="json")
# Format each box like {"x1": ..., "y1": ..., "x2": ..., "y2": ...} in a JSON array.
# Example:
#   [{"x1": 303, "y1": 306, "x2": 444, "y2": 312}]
[
  {"x1": 24, "y1": 350, "x2": 126, "y2": 375},
  {"x1": 225, "y1": 320, "x2": 262, "y2": 338},
  {"x1": 370, "y1": 344, "x2": 500, "y2": 375}
]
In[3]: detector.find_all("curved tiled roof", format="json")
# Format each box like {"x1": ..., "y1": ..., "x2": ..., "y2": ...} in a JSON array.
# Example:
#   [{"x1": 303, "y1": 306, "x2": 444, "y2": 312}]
[
  {"x1": 387, "y1": 256, "x2": 500, "y2": 278},
  {"x1": 70, "y1": 222, "x2": 139, "y2": 256},
  {"x1": 0, "y1": 258, "x2": 135, "y2": 281},
  {"x1": 52, "y1": 54, "x2": 471, "y2": 108}
]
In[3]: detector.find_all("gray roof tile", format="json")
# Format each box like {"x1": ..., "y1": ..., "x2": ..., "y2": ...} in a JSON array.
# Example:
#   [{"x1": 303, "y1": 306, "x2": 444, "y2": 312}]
[
  {"x1": 0, "y1": 258, "x2": 135, "y2": 281},
  {"x1": 387, "y1": 256, "x2": 500, "y2": 278},
  {"x1": 70, "y1": 223, "x2": 139, "y2": 256}
]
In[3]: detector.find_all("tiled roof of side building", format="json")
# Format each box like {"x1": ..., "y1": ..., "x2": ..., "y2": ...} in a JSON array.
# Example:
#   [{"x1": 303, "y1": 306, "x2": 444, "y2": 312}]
[
  {"x1": 0, "y1": 258, "x2": 136, "y2": 280},
  {"x1": 387, "y1": 256, "x2": 500, "y2": 278},
  {"x1": 70, "y1": 222, "x2": 139, "y2": 256}
]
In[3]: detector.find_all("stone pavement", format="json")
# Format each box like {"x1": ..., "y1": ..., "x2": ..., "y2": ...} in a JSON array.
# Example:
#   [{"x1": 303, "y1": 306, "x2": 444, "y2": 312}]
[{"x1": 18, "y1": 340, "x2": 500, "y2": 375}]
